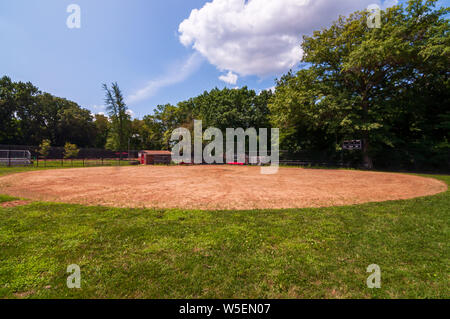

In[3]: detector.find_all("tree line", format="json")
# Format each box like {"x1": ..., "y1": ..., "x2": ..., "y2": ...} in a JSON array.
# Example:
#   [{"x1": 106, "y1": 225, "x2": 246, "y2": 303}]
[
  {"x1": 0, "y1": 76, "x2": 109, "y2": 148},
  {"x1": 0, "y1": 0, "x2": 448, "y2": 169},
  {"x1": 0, "y1": 75, "x2": 271, "y2": 151}
]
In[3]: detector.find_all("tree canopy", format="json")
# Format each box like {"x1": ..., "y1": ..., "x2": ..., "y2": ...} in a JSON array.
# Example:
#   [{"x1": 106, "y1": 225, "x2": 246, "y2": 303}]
[
  {"x1": 269, "y1": 0, "x2": 449, "y2": 169},
  {"x1": 0, "y1": 76, "x2": 99, "y2": 148}
]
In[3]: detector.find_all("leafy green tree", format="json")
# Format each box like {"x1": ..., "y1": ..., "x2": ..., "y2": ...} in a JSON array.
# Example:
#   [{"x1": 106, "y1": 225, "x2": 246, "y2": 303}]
[
  {"x1": 144, "y1": 87, "x2": 273, "y2": 150},
  {"x1": 139, "y1": 115, "x2": 165, "y2": 150},
  {"x1": 93, "y1": 114, "x2": 110, "y2": 148},
  {"x1": 36, "y1": 93, "x2": 61, "y2": 145},
  {"x1": 13, "y1": 80, "x2": 42, "y2": 145},
  {"x1": 153, "y1": 104, "x2": 187, "y2": 149},
  {"x1": 63, "y1": 142, "x2": 80, "y2": 159},
  {"x1": 269, "y1": 70, "x2": 335, "y2": 154},
  {"x1": 186, "y1": 87, "x2": 272, "y2": 130},
  {"x1": 0, "y1": 76, "x2": 21, "y2": 144},
  {"x1": 57, "y1": 106, "x2": 97, "y2": 147},
  {"x1": 271, "y1": 0, "x2": 449, "y2": 169},
  {"x1": 1, "y1": 76, "x2": 99, "y2": 147}
]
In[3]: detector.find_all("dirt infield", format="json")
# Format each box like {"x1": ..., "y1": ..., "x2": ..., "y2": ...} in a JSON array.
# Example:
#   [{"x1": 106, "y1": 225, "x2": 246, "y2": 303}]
[{"x1": 0, "y1": 166, "x2": 446, "y2": 210}]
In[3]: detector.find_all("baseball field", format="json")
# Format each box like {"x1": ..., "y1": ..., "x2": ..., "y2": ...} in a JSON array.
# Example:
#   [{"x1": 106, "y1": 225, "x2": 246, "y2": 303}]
[{"x1": 0, "y1": 165, "x2": 448, "y2": 298}]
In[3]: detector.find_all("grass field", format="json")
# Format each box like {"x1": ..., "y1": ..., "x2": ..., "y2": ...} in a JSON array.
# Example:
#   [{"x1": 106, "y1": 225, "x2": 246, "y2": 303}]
[
  {"x1": 0, "y1": 166, "x2": 448, "y2": 298},
  {"x1": 2, "y1": 158, "x2": 133, "y2": 168}
]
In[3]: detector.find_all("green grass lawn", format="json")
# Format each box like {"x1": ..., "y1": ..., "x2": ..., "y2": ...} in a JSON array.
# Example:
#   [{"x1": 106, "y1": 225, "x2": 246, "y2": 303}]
[
  {"x1": 0, "y1": 159, "x2": 132, "y2": 177},
  {"x1": 0, "y1": 166, "x2": 448, "y2": 299}
]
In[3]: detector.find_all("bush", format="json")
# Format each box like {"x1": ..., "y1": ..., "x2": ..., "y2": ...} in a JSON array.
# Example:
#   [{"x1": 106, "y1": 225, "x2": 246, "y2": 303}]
[
  {"x1": 63, "y1": 143, "x2": 80, "y2": 159},
  {"x1": 38, "y1": 140, "x2": 51, "y2": 159}
]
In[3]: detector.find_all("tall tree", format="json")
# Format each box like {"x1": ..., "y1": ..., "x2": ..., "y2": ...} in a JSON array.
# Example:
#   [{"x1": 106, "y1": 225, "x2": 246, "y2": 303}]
[
  {"x1": 102, "y1": 82, "x2": 131, "y2": 151},
  {"x1": 271, "y1": 0, "x2": 449, "y2": 169}
]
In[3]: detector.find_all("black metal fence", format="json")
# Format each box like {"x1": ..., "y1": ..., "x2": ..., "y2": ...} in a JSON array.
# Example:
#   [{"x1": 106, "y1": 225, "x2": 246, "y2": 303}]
[
  {"x1": 0, "y1": 144, "x2": 140, "y2": 159},
  {"x1": 33, "y1": 158, "x2": 138, "y2": 168},
  {"x1": 1, "y1": 144, "x2": 448, "y2": 172},
  {"x1": 0, "y1": 144, "x2": 140, "y2": 168}
]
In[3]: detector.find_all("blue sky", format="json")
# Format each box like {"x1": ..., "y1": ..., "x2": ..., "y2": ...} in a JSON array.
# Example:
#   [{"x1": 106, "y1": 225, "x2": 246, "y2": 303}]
[{"x1": 1, "y1": 0, "x2": 445, "y2": 118}]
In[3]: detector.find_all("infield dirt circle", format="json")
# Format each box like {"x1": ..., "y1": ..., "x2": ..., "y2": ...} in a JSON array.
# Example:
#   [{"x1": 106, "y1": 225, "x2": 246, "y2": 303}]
[{"x1": 0, "y1": 166, "x2": 446, "y2": 210}]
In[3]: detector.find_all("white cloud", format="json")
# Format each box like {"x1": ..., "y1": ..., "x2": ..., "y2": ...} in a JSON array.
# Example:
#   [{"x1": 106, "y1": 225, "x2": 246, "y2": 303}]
[
  {"x1": 179, "y1": 0, "x2": 396, "y2": 78},
  {"x1": 126, "y1": 53, "x2": 203, "y2": 104},
  {"x1": 218, "y1": 71, "x2": 238, "y2": 84},
  {"x1": 266, "y1": 86, "x2": 276, "y2": 93},
  {"x1": 126, "y1": 109, "x2": 135, "y2": 118}
]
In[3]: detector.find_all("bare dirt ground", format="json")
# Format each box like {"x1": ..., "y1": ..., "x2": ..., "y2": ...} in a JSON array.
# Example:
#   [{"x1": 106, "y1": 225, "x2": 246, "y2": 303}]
[{"x1": 0, "y1": 166, "x2": 446, "y2": 210}]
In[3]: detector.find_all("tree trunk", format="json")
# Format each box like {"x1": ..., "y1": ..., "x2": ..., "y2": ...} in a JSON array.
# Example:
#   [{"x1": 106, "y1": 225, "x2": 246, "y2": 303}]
[
  {"x1": 362, "y1": 135, "x2": 373, "y2": 169},
  {"x1": 361, "y1": 100, "x2": 373, "y2": 169}
]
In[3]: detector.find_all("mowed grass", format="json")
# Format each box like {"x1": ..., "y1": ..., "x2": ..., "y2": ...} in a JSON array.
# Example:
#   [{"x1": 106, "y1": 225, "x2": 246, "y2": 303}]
[
  {"x1": 0, "y1": 160, "x2": 131, "y2": 178},
  {"x1": 0, "y1": 166, "x2": 448, "y2": 298}
]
